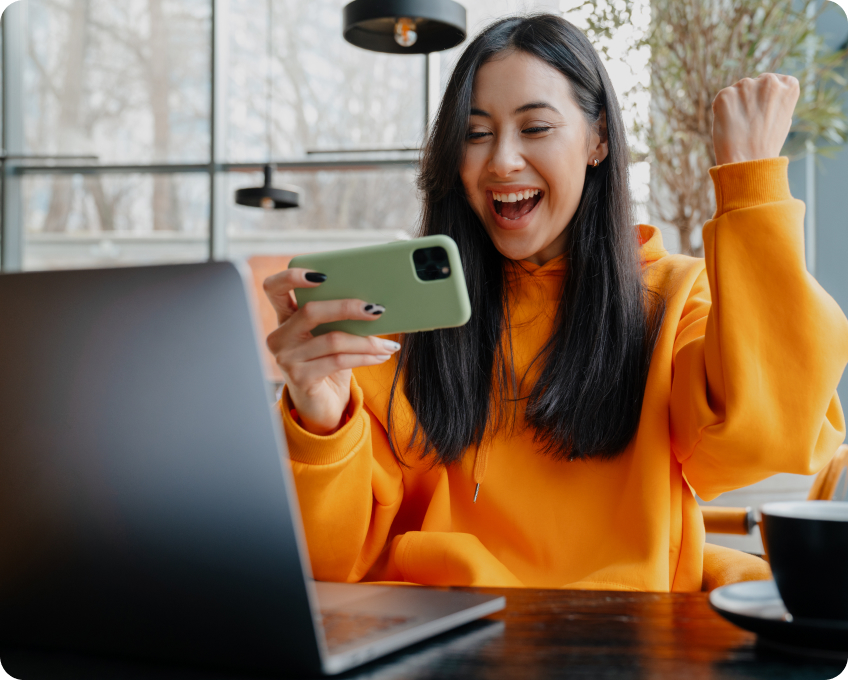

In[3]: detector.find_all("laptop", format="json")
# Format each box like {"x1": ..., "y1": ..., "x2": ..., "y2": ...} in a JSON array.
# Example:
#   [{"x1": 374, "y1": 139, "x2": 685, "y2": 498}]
[{"x1": 0, "y1": 261, "x2": 505, "y2": 676}]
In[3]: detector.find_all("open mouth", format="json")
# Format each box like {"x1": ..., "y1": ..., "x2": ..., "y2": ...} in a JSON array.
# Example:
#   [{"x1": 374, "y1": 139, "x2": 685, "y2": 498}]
[{"x1": 492, "y1": 189, "x2": 543, "y2": 221}]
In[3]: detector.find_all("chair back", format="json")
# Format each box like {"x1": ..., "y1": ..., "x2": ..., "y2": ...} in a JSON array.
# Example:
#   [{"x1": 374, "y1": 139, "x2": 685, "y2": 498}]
[
  {"x1": 807, "y1": 444, "x2": 848, "y2": 502},
  {"x1": 702, "y1": 443, "x2": 848, "y2": 538}
]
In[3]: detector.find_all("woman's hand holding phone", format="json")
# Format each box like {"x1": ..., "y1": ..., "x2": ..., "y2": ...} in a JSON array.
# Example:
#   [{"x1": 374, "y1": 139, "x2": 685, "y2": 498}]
[{"x1": 263, "y1": 268, "x2": 400, "y2": 436}]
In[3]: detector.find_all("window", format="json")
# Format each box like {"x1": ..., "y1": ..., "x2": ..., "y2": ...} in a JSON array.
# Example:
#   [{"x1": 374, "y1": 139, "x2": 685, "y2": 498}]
[
  {"x1": 23, "y1": 173, "x2": 210, "y2": 269},
  {"x1": 227, "y1": 0, "x2": 425, "y2": 160},
  {"x1": 2, "y1": 0, "x2": 429, "y2": 271},
  {"x1": 224, "y1": 0, "x2": 425, "y2": 249},
  {"x1": 25, "y1": 0, "x2": 212, "y2": 164}
]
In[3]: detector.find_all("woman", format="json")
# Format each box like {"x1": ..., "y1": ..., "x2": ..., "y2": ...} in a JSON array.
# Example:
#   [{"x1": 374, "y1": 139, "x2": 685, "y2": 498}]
[{"x1": 263, "y1": 14, "x2": 848, "y2": 591}]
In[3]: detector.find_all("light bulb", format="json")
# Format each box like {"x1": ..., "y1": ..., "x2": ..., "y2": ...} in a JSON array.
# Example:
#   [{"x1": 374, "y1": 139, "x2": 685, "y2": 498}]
[
  {"x1": 261, "y1": 196, "x2": 275, "y2": 210},
  {"x1": 394, "y1": 17, "x2": 418, "y2": 48}
]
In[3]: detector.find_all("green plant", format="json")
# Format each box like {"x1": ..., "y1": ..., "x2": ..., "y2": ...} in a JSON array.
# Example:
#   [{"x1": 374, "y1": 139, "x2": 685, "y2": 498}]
[{"x1": 573, "y1": 0, "x2": 848, "y2": 255}]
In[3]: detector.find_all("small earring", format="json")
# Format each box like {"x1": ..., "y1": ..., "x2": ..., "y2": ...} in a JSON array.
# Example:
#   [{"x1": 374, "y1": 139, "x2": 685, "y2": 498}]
[{"x1": 593, "y1": 158, "x2": 599, "y2": 167}]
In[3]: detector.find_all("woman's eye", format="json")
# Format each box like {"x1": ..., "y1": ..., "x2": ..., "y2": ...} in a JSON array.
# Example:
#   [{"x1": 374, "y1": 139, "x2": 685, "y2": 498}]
[
  {"x1": 523, "y1": 126, "x2": 552, "y2": 134},
  {"x1": 467, "y1": 131, "x2": 490, "y2": 140}
]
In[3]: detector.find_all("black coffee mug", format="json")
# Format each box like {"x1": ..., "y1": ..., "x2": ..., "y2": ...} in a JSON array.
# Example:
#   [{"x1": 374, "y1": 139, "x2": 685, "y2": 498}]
[{"x1": 760, "y1": 501, "x2": 848, "y2": 621}]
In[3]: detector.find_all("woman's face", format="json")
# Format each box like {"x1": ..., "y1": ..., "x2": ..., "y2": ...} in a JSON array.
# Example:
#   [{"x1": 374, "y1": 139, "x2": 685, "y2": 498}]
[{"x1": 460, "y1": 50, "x2": 608, "y2": 266}]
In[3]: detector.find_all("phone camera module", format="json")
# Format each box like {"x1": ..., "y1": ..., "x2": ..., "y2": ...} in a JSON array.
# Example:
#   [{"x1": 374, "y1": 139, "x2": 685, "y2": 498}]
[{"x1": 413, "y1": 246, "x2": 451, "y2": 282}]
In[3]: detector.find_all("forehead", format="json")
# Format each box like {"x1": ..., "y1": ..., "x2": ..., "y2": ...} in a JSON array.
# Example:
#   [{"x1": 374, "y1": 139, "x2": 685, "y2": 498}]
[{"x1": 471, "y1": 50, "x2": 576, "y2": 113}]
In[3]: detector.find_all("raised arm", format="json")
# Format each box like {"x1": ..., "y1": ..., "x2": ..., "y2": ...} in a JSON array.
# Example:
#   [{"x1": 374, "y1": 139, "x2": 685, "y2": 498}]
[{"x1": 670, "y1": 74, "x2": 848, "y2": 500}]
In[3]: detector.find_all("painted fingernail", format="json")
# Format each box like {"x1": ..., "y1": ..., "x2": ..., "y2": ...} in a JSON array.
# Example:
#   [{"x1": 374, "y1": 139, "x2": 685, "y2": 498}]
[
  {"x1": 364, "y1": 304, "x2": 385, "y2": 315},
  {"x1": 381, "y1": 340, "x2": 401, "y2": 352},
  {"x1": 375, "y1": 355, "x2": 392, "y2": 362},
  {"x1": 305, "y1": 272, "x2": 327, "y2": 283}
]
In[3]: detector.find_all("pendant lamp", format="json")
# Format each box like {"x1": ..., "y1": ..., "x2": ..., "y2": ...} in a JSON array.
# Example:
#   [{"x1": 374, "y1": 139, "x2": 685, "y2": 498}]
[
  {"x1": 343, "y1": 0, "x2": 466, "y2": 54},
  {"x1": 234, "y1": 164, "x2": 299, "y2": 209},
  {"x1": 235, "y1": 0, "x2": 300, "y2": 210}
]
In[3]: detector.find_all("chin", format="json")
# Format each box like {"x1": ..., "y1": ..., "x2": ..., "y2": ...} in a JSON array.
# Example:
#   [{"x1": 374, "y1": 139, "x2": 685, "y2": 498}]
[{"x1": 487, "y1": 233, "x2": 542, "y2": 262}]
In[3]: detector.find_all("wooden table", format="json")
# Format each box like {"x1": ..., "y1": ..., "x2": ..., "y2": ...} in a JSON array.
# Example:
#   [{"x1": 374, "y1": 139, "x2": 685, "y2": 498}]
[{"x1": 3, "y1": 589, "x2": 846, "y2": 680}]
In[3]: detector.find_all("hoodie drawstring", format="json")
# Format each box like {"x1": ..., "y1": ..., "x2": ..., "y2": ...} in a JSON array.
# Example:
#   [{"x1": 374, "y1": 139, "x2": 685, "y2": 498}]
[{"x1": 472, "y1": 440, "x2": 489, "y2": 503}]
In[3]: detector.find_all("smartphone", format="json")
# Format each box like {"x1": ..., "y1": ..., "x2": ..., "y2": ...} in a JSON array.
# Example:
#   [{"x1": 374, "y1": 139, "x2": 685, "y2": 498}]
[{"x1": 288, "y1": 235, "x2": 471, "y2": 337}]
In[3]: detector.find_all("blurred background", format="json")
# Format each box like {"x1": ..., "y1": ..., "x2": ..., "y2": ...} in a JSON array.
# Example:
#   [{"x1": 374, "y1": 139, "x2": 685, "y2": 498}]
[{"x1": 0, "y1": 0, "x2": 846, "y2": 550}]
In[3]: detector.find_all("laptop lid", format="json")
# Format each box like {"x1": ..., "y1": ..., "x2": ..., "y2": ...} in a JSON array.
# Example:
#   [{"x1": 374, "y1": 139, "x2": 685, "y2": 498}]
[{"x1": 0, "y1": 262, "x2": 323, "y2": 675}]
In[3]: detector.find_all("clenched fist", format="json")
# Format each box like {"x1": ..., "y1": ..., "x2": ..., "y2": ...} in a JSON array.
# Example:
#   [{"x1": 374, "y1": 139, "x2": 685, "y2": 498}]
[{"x1": 712, "y1": 73, "x2": 800, "y2": 167}]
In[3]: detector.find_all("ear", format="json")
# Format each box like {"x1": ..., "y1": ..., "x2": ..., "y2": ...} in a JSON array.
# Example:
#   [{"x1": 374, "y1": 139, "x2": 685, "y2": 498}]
[{"x1": 587, "y1": 108, "x2": 609, "y2": 166}]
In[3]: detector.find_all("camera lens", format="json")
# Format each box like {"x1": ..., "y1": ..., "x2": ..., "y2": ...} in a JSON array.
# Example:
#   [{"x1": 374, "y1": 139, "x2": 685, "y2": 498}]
[{"x1": 413, "y1": 246, "x2": 451, "y2": 281}]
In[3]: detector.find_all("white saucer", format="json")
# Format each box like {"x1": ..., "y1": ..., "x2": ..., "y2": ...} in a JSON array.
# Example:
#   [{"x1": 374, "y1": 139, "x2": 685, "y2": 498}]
[{"x1": 710, "y1": 580, "x2": 848, "y2": 658}]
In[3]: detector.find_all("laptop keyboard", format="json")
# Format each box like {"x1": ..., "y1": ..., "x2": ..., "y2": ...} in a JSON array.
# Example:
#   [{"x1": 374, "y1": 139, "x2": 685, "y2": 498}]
[{"x1": 321, "y1": 611, "x2": 414, "y2": 649}]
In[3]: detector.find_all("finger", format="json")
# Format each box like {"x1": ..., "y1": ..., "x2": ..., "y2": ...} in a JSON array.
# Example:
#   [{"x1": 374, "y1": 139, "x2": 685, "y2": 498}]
[
  {"x1": 289, "y1": 353, "x2": 394, "y2": 385},
  {"x1": 712, "y1": 85, "x2": 739, "y2": 112},
  {"x1": 289, "y1": 332, "x2": 400, "y2": 364},
  {"x1": 288, "y1": 299, "x2": 386, "y2": 336},
  {"x1": 263, "y1": 268, "x2": 327, "y2": 325},
  {"x1": 265, "y1": 301, "x2": 386, "y2": 356},
  {"x1": 779, "y1": 74, "x2": 801, "y2": 102}
]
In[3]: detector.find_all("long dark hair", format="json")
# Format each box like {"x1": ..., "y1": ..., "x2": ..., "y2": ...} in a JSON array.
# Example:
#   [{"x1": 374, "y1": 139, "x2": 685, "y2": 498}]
[{"x1": 388, "y1": 13, "x2": 665, "y2": 465}]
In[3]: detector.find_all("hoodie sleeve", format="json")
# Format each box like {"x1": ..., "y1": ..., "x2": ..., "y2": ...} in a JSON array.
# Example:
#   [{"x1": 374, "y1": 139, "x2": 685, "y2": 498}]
[
  {"x1": 669, "y1": 157, "x2": 848, "y2": 501},
  {"x1": 279, "y1": 376, "x2": 405, "y2": 582}
]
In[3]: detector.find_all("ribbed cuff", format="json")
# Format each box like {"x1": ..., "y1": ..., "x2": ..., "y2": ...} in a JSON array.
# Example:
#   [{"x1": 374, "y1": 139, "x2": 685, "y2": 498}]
[
  {"x1": 280, "y1": 377, "x2": 368, "y2": 465},
  {"x1": 709, "y1": 157, "x2": 792, "y2": 219}
]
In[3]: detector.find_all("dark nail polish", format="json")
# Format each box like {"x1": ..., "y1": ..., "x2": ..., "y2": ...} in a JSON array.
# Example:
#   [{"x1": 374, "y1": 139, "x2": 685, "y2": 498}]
[
  {"x1": 372, "y1": 310, "x2": 384, "y2": 316},
  {"x1": 365, "y1": 304, "x2": 373, "y2": 312},
  {"x1": 305, "y1": 272, "x2": 327, "y2": 283}
]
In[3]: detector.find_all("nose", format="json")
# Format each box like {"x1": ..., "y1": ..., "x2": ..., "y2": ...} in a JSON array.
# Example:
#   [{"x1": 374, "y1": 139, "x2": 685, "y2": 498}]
[{"x1": 487, "y1": 134, "x2": 525, "y2": 177}]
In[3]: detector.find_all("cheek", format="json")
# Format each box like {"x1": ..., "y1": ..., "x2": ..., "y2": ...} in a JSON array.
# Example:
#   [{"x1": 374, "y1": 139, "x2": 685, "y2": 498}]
[
  {"x1": 459, "y1": 153, "x2": 487, "y2": 207},
  {"x1": 458, "y1": 156, "x2": 474, "y2": 196},
  {"x1": 541, "y1": 152, "x2": 585, "y2": 213}
]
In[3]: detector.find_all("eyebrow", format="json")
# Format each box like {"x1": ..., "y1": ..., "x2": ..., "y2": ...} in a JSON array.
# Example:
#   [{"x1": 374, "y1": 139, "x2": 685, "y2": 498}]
[
  {"x1": 515, "y1": 101, "x2": 561, "y2": 115},
  {"x1": 469, "y1": 101, "x2": 562, "y2": 117}
]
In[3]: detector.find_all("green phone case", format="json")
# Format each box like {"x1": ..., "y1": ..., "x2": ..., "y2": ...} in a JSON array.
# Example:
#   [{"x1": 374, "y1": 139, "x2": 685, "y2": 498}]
[{"x1": 289, "y1": 235, "x2": 471, "y2": 337}]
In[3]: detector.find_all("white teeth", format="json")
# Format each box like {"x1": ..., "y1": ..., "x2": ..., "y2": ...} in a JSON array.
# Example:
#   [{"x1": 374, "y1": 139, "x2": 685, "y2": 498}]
[{"x1": 493, "y1": 189, "x2": 540, "y2": 203}]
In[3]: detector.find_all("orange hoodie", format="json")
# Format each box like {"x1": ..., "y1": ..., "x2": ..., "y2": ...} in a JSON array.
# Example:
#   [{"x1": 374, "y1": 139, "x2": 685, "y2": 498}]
[{"x1": 279, "y1": 158, "x2": 848, "y2": 591}]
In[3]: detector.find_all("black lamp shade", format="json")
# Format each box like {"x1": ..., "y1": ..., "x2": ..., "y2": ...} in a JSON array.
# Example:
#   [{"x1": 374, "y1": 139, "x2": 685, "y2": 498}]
[
  {"x1": 343, "y1": 0, "x2": 466, "y2": 54},
  {"x1": 234, "y1": 165, "x2": 300, "y2": 210}
]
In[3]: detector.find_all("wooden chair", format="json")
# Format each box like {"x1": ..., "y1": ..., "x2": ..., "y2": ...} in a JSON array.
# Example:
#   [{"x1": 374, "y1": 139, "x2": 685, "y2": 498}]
[
  {"x1": 702, "y1": 444, "x2": 848, "y2": 536},
  {"x1": 807, "y1": 443, "x2": 848, "y2": 502},
  {"x1": 700, "y1": 444, "x2": 848, "y2": 591}
]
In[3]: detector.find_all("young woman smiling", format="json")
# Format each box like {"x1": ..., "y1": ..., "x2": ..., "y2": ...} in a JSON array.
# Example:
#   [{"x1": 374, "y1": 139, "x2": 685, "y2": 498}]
[{"x1": 262, "y1": 15, "x2": 848, "y2": 591}]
